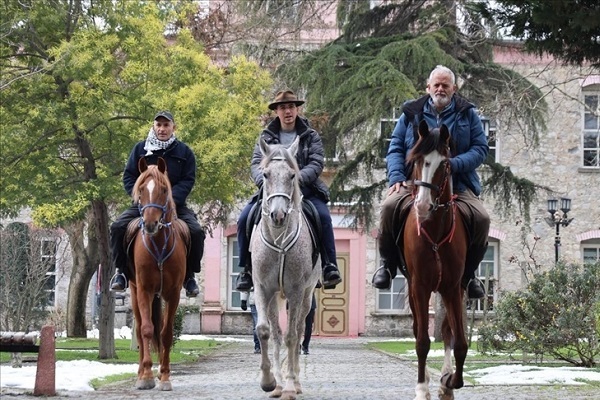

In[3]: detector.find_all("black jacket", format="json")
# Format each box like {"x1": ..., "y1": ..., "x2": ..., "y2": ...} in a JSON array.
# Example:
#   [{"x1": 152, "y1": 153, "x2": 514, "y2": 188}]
[
  {"x1": 123, "y1": 139, "x2": 196, "y2": 207},
  {"x1": 250, "y1": 116, "x2": 330, "y2": 202}
]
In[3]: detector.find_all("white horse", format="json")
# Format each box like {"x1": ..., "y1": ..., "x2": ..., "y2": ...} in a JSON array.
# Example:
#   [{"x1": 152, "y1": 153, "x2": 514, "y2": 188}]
[{"x1": 250, "y1": 137, "x2": 320, "y2": 400}]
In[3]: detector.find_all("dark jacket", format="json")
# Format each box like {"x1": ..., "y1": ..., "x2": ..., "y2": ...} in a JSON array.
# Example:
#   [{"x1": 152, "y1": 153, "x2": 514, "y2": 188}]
[
  {"x1": 123, "y1": 139, "x2": 196, "y2": 207},
  {"x1": 386, "y1": 94, "x2": 488, "y2": 195},
  {"x1": 250, "y1": 116, "x2": 330, "y2": 203}
]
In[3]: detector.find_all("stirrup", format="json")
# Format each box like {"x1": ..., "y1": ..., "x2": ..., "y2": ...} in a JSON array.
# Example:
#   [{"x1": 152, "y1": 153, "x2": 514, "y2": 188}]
[{"x1": 109, "y1": 269, "x2": 127, "y2": 292}]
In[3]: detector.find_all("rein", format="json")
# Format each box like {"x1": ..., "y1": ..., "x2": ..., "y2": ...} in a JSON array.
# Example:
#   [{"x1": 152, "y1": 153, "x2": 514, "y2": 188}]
[
  {"x1": 412, "y1": 160, "x2": 456, "y2": 292},
  {"x1": 259, "y1": 156, "x2": 303, "y2": 297},
  {"x1": 138, "y1": 198, "x2": 177, "y2": 297}
]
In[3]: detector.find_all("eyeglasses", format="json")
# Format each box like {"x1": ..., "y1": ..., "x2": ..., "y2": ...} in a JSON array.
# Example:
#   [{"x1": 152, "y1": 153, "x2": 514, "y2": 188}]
[{"x1": 276, "y1": 104, "x2": 297, "y2": 111}]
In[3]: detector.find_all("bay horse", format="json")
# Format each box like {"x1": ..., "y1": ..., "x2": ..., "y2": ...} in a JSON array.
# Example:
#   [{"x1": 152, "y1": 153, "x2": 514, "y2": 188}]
[
  {"x1": 127, "y1": 157, "x2": 188, "y2": 391},
  {"x1": 403, "y1": 121, "x2": 469, "y2": 400},
  {"x1": 250, "y1": 137, "x2": 320, "y2": 400}
]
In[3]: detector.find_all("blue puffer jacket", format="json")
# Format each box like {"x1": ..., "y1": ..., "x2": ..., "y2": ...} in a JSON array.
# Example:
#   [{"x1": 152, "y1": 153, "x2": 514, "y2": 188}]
[
  {"x1": 123, "y1": 139, "x2": 196, "y2": 207},
  {"x1": 386, "y1": 94, "x2": 488, "y2": 195}
]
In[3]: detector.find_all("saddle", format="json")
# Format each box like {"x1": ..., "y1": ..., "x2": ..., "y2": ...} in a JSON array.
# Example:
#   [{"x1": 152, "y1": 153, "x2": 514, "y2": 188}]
[
  {"x1": 246, "y1": 198, "x2": 321, "y2": 267},
  {"x1": 392, "y1": 192, "x2": 475, "y2": 280},
  {"x1": 124, "y1": 217, "x2": 190, "y2": 276}
]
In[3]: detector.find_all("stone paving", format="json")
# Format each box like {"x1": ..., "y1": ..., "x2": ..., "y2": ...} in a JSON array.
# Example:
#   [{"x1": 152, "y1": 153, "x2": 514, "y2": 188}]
[{"x1": 1, "y1": 336, "x2": 598, "y2": 399}]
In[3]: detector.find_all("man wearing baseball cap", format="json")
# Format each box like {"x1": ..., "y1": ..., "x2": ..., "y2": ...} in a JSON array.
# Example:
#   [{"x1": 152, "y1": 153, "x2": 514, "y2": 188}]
[
  {"x1": 109, "y1": 111, "x2": 205, "y2": 297},
  {"x1": 235, "y1": 90, "x2": 342, "y2": 292}
]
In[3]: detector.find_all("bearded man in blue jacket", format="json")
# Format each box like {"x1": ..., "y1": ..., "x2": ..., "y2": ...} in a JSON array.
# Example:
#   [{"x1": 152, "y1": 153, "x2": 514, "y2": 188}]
[{"x1": 373, "y1": 65, "x2": 490, "y2": 299}]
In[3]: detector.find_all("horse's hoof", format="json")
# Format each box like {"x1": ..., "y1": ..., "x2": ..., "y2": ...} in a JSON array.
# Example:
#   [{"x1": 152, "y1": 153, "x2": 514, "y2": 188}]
[
  {"x1": 158, "y1": 381, "x2": 172, "y2": 391},
  {"x1": 135, "y1": 378, "x2": 156, "y2": 390},
  {"x1": 437, "y1": 386, "x2": 454, "y2": 400},
  {"x1": 440, "y1": 372, "x2": 452, "y2": 388},
  {"x1": 281, "y1": 389, "x2": 297, "y2": 400},
  {"x1": 268, "y1": 384, "x2": 283, "y2": 398},
  {"x1": 261, "y1": 376, "x2": 277, "y2": 393}
]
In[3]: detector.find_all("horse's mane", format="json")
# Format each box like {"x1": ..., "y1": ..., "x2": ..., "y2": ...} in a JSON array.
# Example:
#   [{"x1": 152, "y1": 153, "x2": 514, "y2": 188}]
[
  {"x1": 407, "y1": 128, "x2": 450, "y2": 165},
  {"x1": 260, "y1": 144, "x2": 302, "y2": 204},
  {"x1": 133, "y1": 165, "x2": 176, "y2": 210}
]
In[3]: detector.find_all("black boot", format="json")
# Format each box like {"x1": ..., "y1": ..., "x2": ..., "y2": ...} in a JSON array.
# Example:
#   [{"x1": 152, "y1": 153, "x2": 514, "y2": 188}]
[
  {"x1": 110, "y1": 268, "x2": 127, "y2": 292},
  {"x1": 184, "y1": 277, "x2": 200, "y2": 297},
  {"x1": 463, "y1": 244, "x2": 489, "y2": 300},
  {"x1": 322, "y1": 262, "x2": 342, "y2": 289},
  {"x1": 372, "y1": 259, "x2": 397, "y2": 289},
  {"x1": 235, "y1": 263, "x2": 253, "y2": 292},
  {"x1": 466, "y1": 278, "x2": 485, "y2": 299}
]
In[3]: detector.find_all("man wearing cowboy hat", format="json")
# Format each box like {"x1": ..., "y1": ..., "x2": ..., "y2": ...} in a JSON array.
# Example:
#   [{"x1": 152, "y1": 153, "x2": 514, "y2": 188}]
[{"x1": 235, "y1": 90, "x2": 342, "y2": 291}]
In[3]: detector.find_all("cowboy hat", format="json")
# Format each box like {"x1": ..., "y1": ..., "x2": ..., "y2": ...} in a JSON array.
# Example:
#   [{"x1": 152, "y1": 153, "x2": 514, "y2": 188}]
[{"x1": 268, "y1": 90, "x2": 305, "y2": 110}]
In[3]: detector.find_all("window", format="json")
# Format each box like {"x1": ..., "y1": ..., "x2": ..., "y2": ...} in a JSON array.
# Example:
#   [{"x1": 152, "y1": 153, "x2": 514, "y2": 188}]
[
  {"x1": 40, "y1": 239, "x2": 57, "y2": 307},
  {"x1": 485, "y1": 119, "x2": 499, "y2": 163},
  {"x1": 376, "y1": 264, "x2": 408, "y2": 312},
  {"x1": 582, "y1": 92, "x2": 600, "y2": 168},
  {"x1": 468, "y1": 241, "x2": 498, "y2": 312},
  {"x1": 380, "y1": 107, "x2": 402, "y2": 160},
  {"x1": 228, "y1": 237, "x2": 244, "y2": 309},
  {"x1": 582, "y1": 244, "x2": 600, "y2": 264}
]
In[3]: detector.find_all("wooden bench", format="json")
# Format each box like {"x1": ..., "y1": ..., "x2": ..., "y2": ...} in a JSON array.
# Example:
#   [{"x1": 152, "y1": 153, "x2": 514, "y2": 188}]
[{"x1": 0, "y1": 325, "x2": 56, "y2": 396}]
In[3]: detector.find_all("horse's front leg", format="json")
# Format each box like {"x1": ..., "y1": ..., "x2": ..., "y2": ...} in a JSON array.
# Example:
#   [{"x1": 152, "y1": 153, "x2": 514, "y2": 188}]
[
  {"x1": 134, "y1": 286, "x2": 156, "y2": 390},
  {"x1": 438, "y1": 290, "x2": 467, "y2": 400},
  {"x1": 256, "y1": 296, "x2": 276, "y2": 393},
  {"x1": 157, "y1": 291, "x2": 180, "y2": 391},
  {"x1": 281, "y1": 309, "x2": 302, "y2": 400},
  {"x1": 410, "y1": 288, "x2": 432, "y2": 400}
]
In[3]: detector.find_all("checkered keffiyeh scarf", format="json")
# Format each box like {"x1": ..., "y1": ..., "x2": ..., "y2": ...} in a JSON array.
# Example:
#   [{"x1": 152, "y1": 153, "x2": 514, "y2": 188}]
[{"x1": 144, "y1": 128, "x2": 176, "y2": 156}]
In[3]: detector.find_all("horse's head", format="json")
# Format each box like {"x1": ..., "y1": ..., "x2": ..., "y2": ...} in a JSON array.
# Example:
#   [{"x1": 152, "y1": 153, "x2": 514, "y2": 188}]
[
  {"x1": 408, "y1": 120, "x2": 452, "y2": 219},
  {"x1": 259, "y1": 137, "x2": 302, "y2": 227},
  {"x1": 133, "y1": 157, "x2": 175, "y2": 236}
]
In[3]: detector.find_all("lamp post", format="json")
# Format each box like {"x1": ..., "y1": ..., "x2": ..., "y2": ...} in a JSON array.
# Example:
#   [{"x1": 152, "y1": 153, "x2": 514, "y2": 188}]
[{"x1": 545, "y1": 197, "x2": 574, "y2": 264}]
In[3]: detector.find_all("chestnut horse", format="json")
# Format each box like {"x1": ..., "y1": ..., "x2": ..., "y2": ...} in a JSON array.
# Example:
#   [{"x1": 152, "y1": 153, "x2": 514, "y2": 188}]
[
  {"x1": 127, "y1": 157, "x2": 188, "y2": 391},
  {"x1": 403, "y1": 121, "x2": 468, "y2": 400}
]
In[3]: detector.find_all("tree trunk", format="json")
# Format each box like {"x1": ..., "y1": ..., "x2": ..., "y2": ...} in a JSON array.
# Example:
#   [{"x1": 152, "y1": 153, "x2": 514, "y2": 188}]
[
  {"x1": 91, "y1": 200, "x2": 116, "y2": 359},
  {"x1": 64, "y1": 221, "x2": 96, "y2": 337}
]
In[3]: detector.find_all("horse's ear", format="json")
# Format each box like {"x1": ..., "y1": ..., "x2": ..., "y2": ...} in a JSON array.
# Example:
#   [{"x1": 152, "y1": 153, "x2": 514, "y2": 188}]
[
  {"x1": 288, "y1": 136, "x2": 300, "y2": 158},
  {"x1": 418, "y1": 120, "x2": 430, "y2": 139},
  {"x1": 157, "y1": 157, "x2": 167, "y2": 174},
  {"x1": 259, "y1": 138, "x2": 270, "y2": 158},
  {"x1": 440, "y1": 124, "x2": 450, "y2": 145},
  {"x1": 138, "y1": 157, "x2": 148, "y2": 173}
]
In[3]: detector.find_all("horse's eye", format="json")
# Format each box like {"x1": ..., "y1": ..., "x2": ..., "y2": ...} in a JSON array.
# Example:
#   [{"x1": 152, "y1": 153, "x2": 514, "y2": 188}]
[
  {"x1": 263, "y1": 172, "x2": 269, "y2": 180},
  {"x1": 290, "y1": 173, "x2": 295, "y2": 181}
]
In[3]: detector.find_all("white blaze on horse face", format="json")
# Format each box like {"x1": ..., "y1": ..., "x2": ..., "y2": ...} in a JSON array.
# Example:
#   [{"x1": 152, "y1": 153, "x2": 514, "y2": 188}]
[
  {"x1": 147, "y1": 179, "x2": 156, "y2": 203},
  {"x1": 414, "y1": 151, "x2": 444, "y2": 217}
]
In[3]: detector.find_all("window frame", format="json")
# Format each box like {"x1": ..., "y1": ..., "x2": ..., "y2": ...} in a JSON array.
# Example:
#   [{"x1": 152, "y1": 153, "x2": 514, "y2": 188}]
[
  {"x1": 40, "y1": 237, "x2": 57, "y2": 308},
  {"x1": 582, "y1": 243, "x2": 600, "y2": 265},
  {"x1": 227, "y1": 237, "x2": 244, "y2": 310},
  {"x1": 582, "y1": 90, "x2": 600, "y2": 169},
  {"x1": 469, "y1": 241, "x2": 499, "y2": 313}
]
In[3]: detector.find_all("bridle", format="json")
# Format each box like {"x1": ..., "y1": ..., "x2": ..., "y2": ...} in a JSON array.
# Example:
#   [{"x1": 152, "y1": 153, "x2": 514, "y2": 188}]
[
  {"x1": 413, "y1": 159, "x2": 452, "y2": 212},
  {"x1": 259, "y1": 155, "x2": 303, "y2": 295},
  {"x1": 137, "y1": 186, "x2": 177, "y2": 297}
]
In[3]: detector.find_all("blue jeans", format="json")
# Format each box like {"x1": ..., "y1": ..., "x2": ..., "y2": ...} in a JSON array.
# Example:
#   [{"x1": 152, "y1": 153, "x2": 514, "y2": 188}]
[
  {"x1": 250, "y1": 304, "x2": 260, "y2": 350},
  {"x1": 237, "y1": 193, "x2": 337, "y2": 269}
]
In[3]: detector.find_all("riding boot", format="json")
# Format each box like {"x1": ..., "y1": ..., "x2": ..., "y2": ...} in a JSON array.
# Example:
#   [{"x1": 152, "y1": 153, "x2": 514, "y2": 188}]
[
  {"x1": 235, "y1": 262, "x2": 254, "y2": 292},
  {"x1": 372, "y1": 258, "x2": 398, "y2": 290},
  {"x1": 184, "y1": 268, "x2": 200, "y2": 298},
  {"x1": 462, "y1": 243, "x2": 488, "y2": 299},
  {"x1": 322, "y1": 262, "x2": 342, "y2": 289},
  {"x1": 110, "y1": 268, "x2": 128, "y2": 292}
]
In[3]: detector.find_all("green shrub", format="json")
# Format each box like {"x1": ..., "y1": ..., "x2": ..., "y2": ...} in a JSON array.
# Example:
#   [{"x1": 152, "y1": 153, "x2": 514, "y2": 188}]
[{"x1": 478, "y1": 261, "x2": 600, "y2": 367}]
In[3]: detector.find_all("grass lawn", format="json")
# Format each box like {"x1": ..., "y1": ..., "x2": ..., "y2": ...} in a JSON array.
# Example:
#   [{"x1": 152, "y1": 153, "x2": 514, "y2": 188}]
[{"x1": 0, "y1": 337, "x2": 224, "y2": 364}]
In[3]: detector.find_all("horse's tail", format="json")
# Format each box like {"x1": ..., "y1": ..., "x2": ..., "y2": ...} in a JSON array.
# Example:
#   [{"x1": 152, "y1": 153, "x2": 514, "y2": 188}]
[{"x1": 151, "y1": 296, "x2": 162, "y2": 353}]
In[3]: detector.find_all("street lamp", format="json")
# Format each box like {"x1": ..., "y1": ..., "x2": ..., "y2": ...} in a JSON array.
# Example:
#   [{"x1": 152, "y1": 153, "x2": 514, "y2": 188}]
[{"x1": 545, "y1": 197, "x2": 574, "y2": 264}]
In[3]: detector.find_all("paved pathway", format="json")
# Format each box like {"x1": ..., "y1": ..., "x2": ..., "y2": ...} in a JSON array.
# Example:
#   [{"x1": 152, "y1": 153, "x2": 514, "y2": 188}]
[{"x1": 1, "y1": 336, "x2": 598, "y2": 399}]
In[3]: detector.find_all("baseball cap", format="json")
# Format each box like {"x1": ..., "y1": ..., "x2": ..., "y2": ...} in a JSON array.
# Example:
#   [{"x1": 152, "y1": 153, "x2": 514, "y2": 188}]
[{"x1": 154, "y1": 111, "x2": 174, "y2": 122}]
